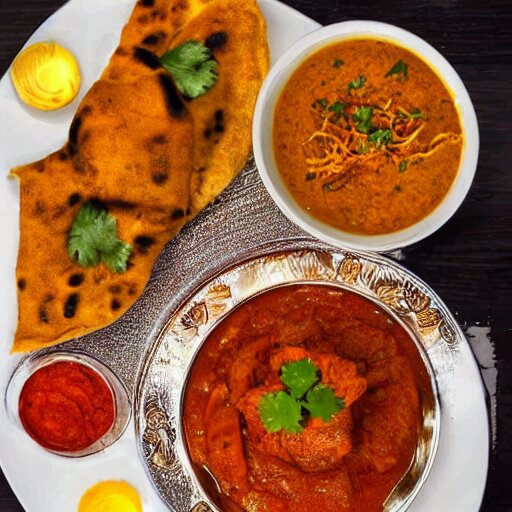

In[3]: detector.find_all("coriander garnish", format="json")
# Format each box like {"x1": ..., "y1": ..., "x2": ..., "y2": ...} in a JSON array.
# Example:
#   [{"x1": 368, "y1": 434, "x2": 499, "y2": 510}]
[
  {"x1": 353, "y1": 106, "x2": 373, "y2": 134},
  {"x1": 347, "y1": 75, "x2": 366, "y2": 90},
  {"x1": 368, "y1": 129, "x2": 392, "y2": 148},
  {"x1": 160, "y1": 40, "x2": 218, "y2": 99},
  {"x1": 258, "y1": 358, "x2": 345, "y2": 434},
  {"x1": 68, "y1": 203, "x2": 132, "y2": 273},
  {"x1": 386, "y1": 59, "x2": 408, "y2": 79}
]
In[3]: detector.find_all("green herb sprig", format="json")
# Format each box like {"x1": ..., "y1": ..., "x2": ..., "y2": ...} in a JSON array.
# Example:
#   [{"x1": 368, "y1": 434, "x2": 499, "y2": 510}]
[
  {"x1": 68, "y1": 203, "x2": 132, "y2": 273},
  {"x1": 386, "y1": 59, "x2": 408, "y2": 79},
  {"x1": 258, "y1": 359, "x2": 345, "y2": 434},
  {"x1": 160, "y1": 40, "x2": 218, "y2": 99},
  {"x1": 347, "y1": 75, "x2": 367, "y2": 91}
]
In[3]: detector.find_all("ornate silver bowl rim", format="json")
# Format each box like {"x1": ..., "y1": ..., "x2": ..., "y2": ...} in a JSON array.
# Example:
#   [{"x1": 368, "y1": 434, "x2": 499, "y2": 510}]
[{"x1": 135, "y1": 245, "x2": 449, "y2": 512}]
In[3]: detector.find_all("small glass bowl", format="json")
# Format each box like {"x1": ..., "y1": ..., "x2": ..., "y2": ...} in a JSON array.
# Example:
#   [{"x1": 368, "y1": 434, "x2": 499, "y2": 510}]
[{"x1": 5, "y1": 351, "x2": 131, "y2": 458}]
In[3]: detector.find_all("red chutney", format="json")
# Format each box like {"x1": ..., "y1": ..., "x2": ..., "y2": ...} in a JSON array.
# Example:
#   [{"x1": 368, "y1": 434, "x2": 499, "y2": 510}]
[
  {"x1": 18, "y1": 361, "x2": 115, "y2": 452},
  {"x1": 183, "y1": 285, "x2": 432, "y2": 512}
]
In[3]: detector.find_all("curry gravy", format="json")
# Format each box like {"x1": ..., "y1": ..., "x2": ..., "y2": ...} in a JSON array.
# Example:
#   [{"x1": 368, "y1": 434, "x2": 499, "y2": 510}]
[
  {"x1": 183, "y1": 285, "x2": 431, "y2": 511},
  {"x1": 273, "y1": 38, "x2": 463, "y2": 235}
]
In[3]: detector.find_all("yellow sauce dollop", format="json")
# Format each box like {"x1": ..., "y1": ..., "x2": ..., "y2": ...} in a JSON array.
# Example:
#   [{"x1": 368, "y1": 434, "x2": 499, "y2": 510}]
[
  {"x1": 78, "y1": 480, "x2": 143, "y2": 512},
  {"x1": 11, "y1": 41, "x2": 81, "y2": 110}
]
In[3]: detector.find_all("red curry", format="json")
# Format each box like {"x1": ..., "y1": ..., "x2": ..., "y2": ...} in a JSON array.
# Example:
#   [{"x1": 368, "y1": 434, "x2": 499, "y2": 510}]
[
  {"x1": 18, "y1": 361, "x2": 115, "y2": 452},
  {"x1": 183, "y1": 285, "x2": 430, "y2": 511}
]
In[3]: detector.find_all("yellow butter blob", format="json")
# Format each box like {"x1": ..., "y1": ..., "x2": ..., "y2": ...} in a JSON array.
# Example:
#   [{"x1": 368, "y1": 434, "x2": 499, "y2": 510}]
[
  {"x1": 78, "y1": 481, "x2": 143, "y2": 512},
  {"x1": 11, "y1": 41, "x2": 81, "y2": 110}
]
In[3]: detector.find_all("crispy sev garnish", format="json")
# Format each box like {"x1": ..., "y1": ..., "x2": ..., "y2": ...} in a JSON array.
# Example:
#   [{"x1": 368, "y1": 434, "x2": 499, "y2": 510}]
[{"x1": 303, "y1": 99, "x2": 461, "y2": 186}]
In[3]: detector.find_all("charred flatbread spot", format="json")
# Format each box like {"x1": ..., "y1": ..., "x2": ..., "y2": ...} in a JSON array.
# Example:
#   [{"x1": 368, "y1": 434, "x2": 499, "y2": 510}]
[
  {"x1": 109, "y1": 285, "x2": 122, "y2": 294},
  {"x1": 69, "y1": 116, "x2": 82, "y2": 146},
  {"x1": 135, "y1": 235, "x2": 156, "y2": 250},
  {"x1": 133, "y1": 47, "x2": 162, "y2": 69},
  {"x1": 115, "y1": 47, "x2": 129, "y2": 57},
  {"x1": 35, "y1": 161, "x2": 45, "y2": 173},
  {"x1": 72, "y1": 154, "x2": 94, "y2": 174},
  {"x1": 158, "y1": 73, "x2": 185, "y2": 118},
  {"x1": 52, "y1": 205, "x2": 67, "y2": 220},
  {"x1": 142, "y1": 31, "x2": 166, "y2": 46},
  {"x1": 35, "y1": 201, "x2": 45, "y2": 215},
  {"x1": 39, "y1": 305, "x2": 49, "y2": 324},
  {"x1": 186, "y1": 207, "x2": 191, "y2": 215},
  {"x1": 214, "y1": 124, "x2": 225, "y2": 133},
  {"x1": 88, "y1": 198, "x2": 109, "y2": 212},
  {"x1": 137, "y1": 14, "x2": 150, "y2": 24},
  {"x1": 111, "y1": 299, "x2": 122, "y2": 311},
  {"x1": 140, "y1": 0, "x2": 154, "y2": 6},
  {"x1": 171, "y1": 0, "x2": 188, "y2": 12},
  {"x1": 172, "y1": 208, "x2": 185, "y2": 220},
  {"x1": 152, "y1": 172, "x2": 169, "y2": 184},
  {"x1": 205, "y1": 31, "x2": 228, "y2": 51},
  {"x1": 150, "y1": 134, "x2": 168, "y2": 145},
  {"x1": 128, "y1": 284, "x2": 137, "y2": 296},
  {"x1": 214, "y1": 109, "x2": 224, "y2": 123},
  {"x1": 17, "y1": 279, "x2": 26, "y2": 291},
  {"x1": 68, "y1": 273, "x2": 84, "y2": 287},
  {"x1": 64, "y1": 293, "x2": 79, "y2": 319},
  {"x1": 203, "y1": 128, "x2": 212, "y2": 139},
  {"x1": 108, "y1": 199, "x2": 136, "y2": 210},
  {"x1": 58, "y1": 151, "x2": 68, "y2": 161},
  {"x1": 81, "y1": 105, "x2": 92, "y2": 116}
]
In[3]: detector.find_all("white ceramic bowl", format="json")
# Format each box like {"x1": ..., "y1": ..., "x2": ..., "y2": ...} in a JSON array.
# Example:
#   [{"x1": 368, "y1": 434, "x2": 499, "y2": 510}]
[{"x1": 252, "y1": 20, "x2": 479, "y2": 252}]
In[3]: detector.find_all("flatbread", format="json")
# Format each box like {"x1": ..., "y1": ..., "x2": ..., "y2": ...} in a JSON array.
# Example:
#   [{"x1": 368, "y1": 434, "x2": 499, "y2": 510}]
[
  {"x1": 170, "y1": 0, "x2": 270, "y2": 213},
  {"x1": 11, "y1": 0, "x2": 269, "y2": 353}
]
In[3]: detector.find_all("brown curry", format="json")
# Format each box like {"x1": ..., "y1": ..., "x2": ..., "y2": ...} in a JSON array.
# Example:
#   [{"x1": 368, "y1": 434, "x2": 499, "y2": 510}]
[
  {"x1": 273, "y1": 38, "x2": 463, "y2": 235},
  {"x1": 183, "y1": 284, "x2": 431, "y2": 511}
]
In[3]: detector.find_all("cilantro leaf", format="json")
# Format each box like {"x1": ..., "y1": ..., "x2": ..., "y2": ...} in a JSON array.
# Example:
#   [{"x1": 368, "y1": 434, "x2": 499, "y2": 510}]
[
  {"x1": 160, "y1": 40, "x2": 218, "y2": 99},
  {"x1": 68, "y1": 204, "x2": 132, "y2": 273},
  {"x1": 302, "y1": 384, "x2": 345, "y2": 422},
  {"x1": 368, "y1": 129, "x2": 392, "y2": 148},
  {"x1": 357, "y1": 139, "x2": 370, "y2": 154},
  {"x1": 333, "y1": 59, "x2": 344, "y2": 68},
  {"x1": 328, "y1": 102, "x2": 345, "y2": 123},
  {"x1": 259, "y1": 391, "x2": 303, "y2": 433},
  {"x1": 280, "y1": 359, "x2": 319, "y2": 399},
  {"x1": 386, "y1": 59, "x2": 408, "y2": 79},
  {"x1": 353, "y1": 106, "x2": 373, "y2": 134},
  {"x1": 348, "y1": 75, "x2": 366, "y2": 90},
  {"x1": 409, "y1": 108, "x2": 424, "y2": 119},
  {"x1": 312, "y1": 98, "x2": 328, "y2": 109},
  {"x1": 399, "y1": 160, "x2": 408, "y2": 173},
  {"x1": 328, "y1": 102, "x2": 345, "y2": 114}
]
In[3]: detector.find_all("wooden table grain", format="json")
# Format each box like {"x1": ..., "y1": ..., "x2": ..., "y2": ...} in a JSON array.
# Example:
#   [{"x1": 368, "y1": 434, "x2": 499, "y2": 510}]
[{"x1": 1, "y1": 0, "x2": 511, "y2": 511}]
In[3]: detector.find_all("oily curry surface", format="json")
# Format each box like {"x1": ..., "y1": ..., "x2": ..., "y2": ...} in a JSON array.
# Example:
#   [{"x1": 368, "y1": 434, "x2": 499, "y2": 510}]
[
  {"x1": 273, "y1": 39, "x2": 463, "y2": 235},
  {"x1": 183, "y1": 285, "x2": 431, "y2": 512}
]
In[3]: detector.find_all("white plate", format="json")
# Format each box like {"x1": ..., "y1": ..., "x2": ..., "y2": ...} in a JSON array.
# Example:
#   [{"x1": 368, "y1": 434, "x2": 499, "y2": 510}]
[{"x1": 0, "y1": 1, "x2": 488, "y2": 511}]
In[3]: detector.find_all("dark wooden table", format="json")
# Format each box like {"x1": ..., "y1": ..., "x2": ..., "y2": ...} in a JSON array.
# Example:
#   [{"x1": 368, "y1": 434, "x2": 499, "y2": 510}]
[{"x1": 1, "y1": 0, "x2": 510, "y2": 510}]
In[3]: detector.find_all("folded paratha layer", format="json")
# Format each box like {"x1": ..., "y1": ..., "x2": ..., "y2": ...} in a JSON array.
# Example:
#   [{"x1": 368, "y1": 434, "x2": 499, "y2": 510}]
[{"x1": 11, "y1": 0, "x2": 269, "y2": 352}]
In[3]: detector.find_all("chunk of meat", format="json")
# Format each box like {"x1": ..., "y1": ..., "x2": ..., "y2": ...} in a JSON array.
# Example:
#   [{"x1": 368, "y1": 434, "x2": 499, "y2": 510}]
[
  {"x1": 204, "y1": 384, "x2": 249, "y2": 494},
  {"x1": 269, "y1": 346, "x2": 310, "y2": 373},
  {"x1": 333, "y1": 324, "x2": 399, "y2": 363},
  {"x1": 237, "y1": 386, "x2": 293, "y2": 464},
  {"x1": 237, "y1": 385, "x2": 354, "y2": 472},
  {"x1": 282, "y1": 409, "x2": 354, "y2": 472},
  {"x1": 315, "y1": 354, "x2": 367, "y2": 406},
  {"x1": 246, "y1": 445, "x2": 354, "y2": 511},
  {"x1": 229, "y1": 336, "x2": 272, "y2": 403},
  {"x1": 352, "y1": 356, "x2": 420, "y2": 473}
]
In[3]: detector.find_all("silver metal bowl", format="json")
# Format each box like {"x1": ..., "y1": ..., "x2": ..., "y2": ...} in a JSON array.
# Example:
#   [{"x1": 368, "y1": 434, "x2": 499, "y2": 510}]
[{"x1": 135, "y1": 245, "x2": 446, "y2": 512}]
